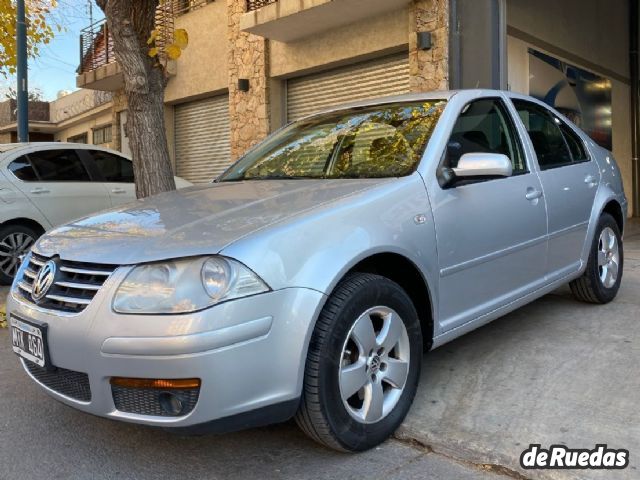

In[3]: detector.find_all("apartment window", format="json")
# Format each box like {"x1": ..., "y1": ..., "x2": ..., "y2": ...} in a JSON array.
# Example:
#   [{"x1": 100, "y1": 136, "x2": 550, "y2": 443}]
[
  {"x1": 67, "y1": 133, "x2": 88, "y2": 144},
  {"x1": 93, "y1": 125, "x2": 112, "y2": 145}
]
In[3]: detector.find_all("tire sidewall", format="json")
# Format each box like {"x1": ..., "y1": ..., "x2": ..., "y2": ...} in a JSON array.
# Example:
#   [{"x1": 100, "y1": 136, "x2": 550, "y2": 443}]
[{"x1": 314, "y1": 276, "x2": 422, "y2": 451}]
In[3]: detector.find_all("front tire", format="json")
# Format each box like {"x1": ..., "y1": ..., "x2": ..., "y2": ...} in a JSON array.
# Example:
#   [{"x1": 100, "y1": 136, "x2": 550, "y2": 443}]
[
  {"x1": 570, "y1": 213, "x2": 623, "y2": 304},
  {"x1": 295, "y1": 273, "x2": 422, "y2": 451}
]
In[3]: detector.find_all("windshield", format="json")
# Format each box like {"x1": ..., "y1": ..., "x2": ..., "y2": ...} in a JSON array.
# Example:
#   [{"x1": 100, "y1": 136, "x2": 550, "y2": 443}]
[{"x1": 219, "y1": 100, "x2": 447, "y2": 181}]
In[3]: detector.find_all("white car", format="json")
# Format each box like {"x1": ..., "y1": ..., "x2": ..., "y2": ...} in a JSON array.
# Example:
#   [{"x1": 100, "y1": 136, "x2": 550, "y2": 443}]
[{"x1": 0, "y1": 142, "x2": 191, "y2": 284}]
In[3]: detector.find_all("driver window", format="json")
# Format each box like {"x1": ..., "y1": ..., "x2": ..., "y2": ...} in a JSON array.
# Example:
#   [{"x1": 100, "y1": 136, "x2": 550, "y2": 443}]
[{"x1": 445, "y1": 98, "x2": 527, "y2": 175}]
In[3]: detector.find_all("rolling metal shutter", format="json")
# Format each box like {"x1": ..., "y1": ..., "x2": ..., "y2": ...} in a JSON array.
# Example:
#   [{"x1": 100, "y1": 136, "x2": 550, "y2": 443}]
[
  {"x1": 286, "y1": 53, "x2": 410, "y2": 122},
  {"x1": 174, "y1": 95, "x2": 231, "y2": 183}
]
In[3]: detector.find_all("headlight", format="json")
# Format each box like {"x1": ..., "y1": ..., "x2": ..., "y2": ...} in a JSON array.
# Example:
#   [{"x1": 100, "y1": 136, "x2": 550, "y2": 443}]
[{"x1": 113, "y1": 256, "x2": 269, "y2": 314}]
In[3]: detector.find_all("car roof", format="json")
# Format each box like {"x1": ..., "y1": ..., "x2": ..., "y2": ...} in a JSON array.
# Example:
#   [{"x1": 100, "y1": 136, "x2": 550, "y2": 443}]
[
  {"x1": 0, "y1": 142, "x2": 131, "y2": 160},
  {"x1": 0, "y1": 143, "x2": 25, "y2": 153},
  {"x1": 301, "y1": 90, "x2": 458, "y2": 119},
  {"x1": 296, "y1": 89, "x2": 526, "y2": 121}
]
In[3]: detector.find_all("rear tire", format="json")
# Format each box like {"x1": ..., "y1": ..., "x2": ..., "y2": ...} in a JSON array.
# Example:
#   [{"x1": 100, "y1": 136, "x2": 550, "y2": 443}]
[
  {"x1": 295, "y1": 273, "x2": 422, "y2": 452},
  {"x1": 0, "y1": 224, "x2": 39, "y2": 285},
  {"x1": 570, "y1": 213, "x2": 623, "y2": 304}
]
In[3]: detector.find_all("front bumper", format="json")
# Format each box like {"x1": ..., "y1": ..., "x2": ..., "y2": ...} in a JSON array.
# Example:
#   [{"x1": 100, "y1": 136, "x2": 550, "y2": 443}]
[{"x1": 6, "y1": 271, "x2": 326, "y2": 430}]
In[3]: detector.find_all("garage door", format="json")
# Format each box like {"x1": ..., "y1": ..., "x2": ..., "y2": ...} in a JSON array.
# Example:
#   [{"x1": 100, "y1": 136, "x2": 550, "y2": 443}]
[
  {"x1": 286, "y1": 53, "x2": 410, "y2": 122},
  {"x1": 174, "y1": 95, "x2": 231, "y2": 183}
]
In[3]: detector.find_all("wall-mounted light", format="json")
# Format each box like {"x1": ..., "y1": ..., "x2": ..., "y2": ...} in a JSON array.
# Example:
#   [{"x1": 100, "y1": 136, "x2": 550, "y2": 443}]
[
  {"x1": 238, "y1": 78, "x2": 250, "y2": 92},
  {"x1": 417, "y1": 31, "x2": 432, "y2": 51}
]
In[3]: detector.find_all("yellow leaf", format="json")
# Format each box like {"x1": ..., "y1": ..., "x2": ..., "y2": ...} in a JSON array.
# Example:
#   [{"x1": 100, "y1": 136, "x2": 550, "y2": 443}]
[
  {"x1": 165, "y1": 44, "x2": 181, "y2": 60},
  {"x1": 174, "y1": 29, "x2": 188, "y2": 49},
  {"x1": 148, "y1": 47, "x2": 159, "y2": 57},
  {"x1": 147, "y1": 29, "x2": 158, "y2": 45}
]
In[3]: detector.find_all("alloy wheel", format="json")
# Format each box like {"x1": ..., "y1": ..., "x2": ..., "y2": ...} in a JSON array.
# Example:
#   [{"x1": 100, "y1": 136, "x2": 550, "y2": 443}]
[
  {"x1": 0, "y1": 232, "x2": 34, "y2": 278},
  {"x1": 597, "y1": 226, "x2": 620, "y2": 288},
  {"x1": 339, "y1": 306, "x2": 410, "y2": 424}
]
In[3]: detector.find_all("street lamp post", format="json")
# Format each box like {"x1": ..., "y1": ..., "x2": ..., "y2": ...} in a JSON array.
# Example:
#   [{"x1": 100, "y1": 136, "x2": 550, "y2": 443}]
[{"x1": 16, "y1": 0, "x2": 29, "y2": 143}]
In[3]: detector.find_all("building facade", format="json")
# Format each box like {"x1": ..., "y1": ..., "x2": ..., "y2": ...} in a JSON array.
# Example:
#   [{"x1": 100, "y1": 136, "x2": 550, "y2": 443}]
[{"x1": 22, "y1": 0, "x2": 639, "y2": 215}]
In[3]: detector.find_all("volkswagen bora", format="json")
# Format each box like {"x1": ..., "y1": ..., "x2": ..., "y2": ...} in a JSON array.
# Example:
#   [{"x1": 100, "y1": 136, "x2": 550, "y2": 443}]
[{"x1": 7, "y1": 90, "x2": 626, "y2": 451}]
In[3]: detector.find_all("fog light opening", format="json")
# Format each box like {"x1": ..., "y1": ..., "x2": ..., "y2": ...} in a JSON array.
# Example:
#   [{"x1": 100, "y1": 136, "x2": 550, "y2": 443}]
[
  {"x1": 158, "y1": 392, "x2": 184, "y2": 416},
  {"x1": 110, "y1": 377, "x2": 201, "y2": 389}
]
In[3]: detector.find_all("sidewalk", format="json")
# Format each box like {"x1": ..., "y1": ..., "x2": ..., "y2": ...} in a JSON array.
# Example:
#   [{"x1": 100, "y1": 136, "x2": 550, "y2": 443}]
[{"x1": 397, "y1": 219, "x2": 640, "y2": 479}]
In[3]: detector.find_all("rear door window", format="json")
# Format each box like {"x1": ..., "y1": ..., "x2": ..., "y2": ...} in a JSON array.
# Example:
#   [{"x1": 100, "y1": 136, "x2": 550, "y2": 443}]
[
  {"x1": 27, "y1": 149, "x2": 91, "y2": 182},
  {"x1": 89, "y1": 150, "x2": 134, "y2": 183},
  {"x1": 511, "y1": 100, "x2": 574, "y2": 170}
]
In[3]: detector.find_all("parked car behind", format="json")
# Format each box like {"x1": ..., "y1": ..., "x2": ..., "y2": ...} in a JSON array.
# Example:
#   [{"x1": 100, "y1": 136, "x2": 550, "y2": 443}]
[
  {"x1": 0, "y1": 143, "x2": 191, "y2": 284},
  {"x1": 7, "y1": 90, "x2": 627, "y2": 452}
]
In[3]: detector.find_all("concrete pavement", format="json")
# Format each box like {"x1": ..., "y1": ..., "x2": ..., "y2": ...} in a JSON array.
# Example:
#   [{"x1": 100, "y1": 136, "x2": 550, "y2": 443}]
[
  {"x1": 397, "y1": 220, "x2": 640, "y2": 479},
  {"x1": 0, "y1": 221, "x2": 638, "y2": 479}
]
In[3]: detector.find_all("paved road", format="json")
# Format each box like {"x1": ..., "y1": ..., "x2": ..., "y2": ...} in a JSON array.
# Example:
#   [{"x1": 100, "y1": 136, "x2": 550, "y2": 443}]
[
  {"x1": 0, "y1": 333, "x2": 499, "y2": 480},
  {"x1": 0, "y1": 285, "x2": 498, "y2": 479}
]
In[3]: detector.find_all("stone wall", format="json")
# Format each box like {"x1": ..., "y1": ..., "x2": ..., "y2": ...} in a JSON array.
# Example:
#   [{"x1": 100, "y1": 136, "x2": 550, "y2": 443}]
[
  {"x1": 0, "y1": 101, "x2": 11, "y2": 127},
  {"x1": 50, "y1": 90, "x2": 112, "y2": 124},
  {"x1": 111, "y1": 89, "x2": 128, "y2": 153},
  {"x1": 228, "y1": 0, "x2": 270, "y2": 160},
  {"x1": 0, "y1": 99, "x2": 50, "y2": 126},
  {"x1": 409, "y1": 0, "x2": 449, "y2": 92}
]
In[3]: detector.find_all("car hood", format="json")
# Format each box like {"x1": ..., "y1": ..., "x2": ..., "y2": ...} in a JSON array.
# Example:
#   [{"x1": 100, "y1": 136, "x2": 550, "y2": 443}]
[{"x1": 34, "y1": 179, "x2": 390, "y2": 265}]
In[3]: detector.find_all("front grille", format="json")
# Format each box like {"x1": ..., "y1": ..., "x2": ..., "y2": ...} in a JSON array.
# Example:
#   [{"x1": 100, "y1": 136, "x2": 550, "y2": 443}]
[
  {"x1": 112, "y1": 385, "x2": 200, "y2": 417},
  {"x1": 16, "y1": 253, "x2": 117, "y2": 313},
  {"x1": 23, "y1": 360, "x2": 91, "y2": 402}
]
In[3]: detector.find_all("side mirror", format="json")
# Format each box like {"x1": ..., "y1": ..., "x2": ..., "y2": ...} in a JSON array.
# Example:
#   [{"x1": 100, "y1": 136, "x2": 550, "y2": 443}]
[{"x1": 452, "y1": 153, "x2": 513, "y2": 178}]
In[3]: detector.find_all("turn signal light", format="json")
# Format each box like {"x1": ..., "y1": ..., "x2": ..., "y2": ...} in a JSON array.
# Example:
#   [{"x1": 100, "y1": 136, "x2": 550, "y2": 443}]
[{"x1": 110, "y1": 377, "x2": 201, "y2": 389}]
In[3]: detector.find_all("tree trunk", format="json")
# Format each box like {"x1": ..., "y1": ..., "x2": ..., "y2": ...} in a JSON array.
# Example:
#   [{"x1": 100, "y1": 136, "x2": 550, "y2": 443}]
[{"x1": 96, "y1": 0, "x2": 176, "y2": 199}]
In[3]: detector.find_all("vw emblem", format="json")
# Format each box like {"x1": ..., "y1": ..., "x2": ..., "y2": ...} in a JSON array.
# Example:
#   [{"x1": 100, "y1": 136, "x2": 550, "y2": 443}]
[{"x1": 32, "y1": 260, "x2": 57, "y2": 303}]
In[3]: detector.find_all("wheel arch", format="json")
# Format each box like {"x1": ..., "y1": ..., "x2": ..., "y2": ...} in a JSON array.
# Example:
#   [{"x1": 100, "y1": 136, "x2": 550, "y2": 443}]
[
  {"x1": 341, "y1": 252, "x2": 435, "y2": 351},
  {"x1": 601, "y1": 199, "x2": 624, "y2": 234},
  {"x1": 0, "y1": 217, "x2": 46, "y2": 236}
]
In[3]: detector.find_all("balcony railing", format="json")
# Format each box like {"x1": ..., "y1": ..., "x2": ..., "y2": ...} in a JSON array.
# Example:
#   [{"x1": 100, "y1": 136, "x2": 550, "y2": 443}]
[
  {"x1": 246, "y1": 0, "x2": 278, "y2": 12},
  {"x1": 78, "y1": 19, "x2": 114, "y2": 74},
  {"x1": 78, "y1": 1, "x2": 211, "y2": 76},
  {"x1": 173, "y1": 0, "x2": 215, "y2": 15}
]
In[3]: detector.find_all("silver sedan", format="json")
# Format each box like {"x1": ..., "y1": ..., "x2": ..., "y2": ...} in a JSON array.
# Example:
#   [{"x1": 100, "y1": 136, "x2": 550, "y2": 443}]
[{"x1": 7, "y1": 89, "x2": 627, "y2": 451}]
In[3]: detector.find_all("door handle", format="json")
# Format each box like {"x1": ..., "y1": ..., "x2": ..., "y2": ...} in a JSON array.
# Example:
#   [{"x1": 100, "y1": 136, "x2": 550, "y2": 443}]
[
  {"x1": 111, "y1": 188, "x2": 126, "y2": 194},
  {"x1": 30, "y1": 188, "x2": 50, "y2": 194},
  {"x1": 584, "y1": 175, "x2": 598, "y2": 187},
  {"x1": 525, "y1": 188, "x2": 543, "y2": 201}
]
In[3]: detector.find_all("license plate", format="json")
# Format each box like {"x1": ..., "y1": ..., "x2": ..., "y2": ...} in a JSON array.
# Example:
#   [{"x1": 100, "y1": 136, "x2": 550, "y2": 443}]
[{"x1": 10, "y1": 317, "x2": 48, "y2": 368}]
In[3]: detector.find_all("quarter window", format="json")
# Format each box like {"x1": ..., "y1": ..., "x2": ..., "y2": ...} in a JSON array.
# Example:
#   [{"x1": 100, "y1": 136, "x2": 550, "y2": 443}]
[
  {"x1": 90, "y1": 150, "x2": 134, "y2": 183},
  {"x1": 8, "y1": 156, "x2": 38, "y2": 181},
  {"x1": 559, "y1": 123, "x2": 589, "y2": 162},
  {"x1": 27, "y1": 149, "x2": 91, "y2": 182},
  {"x1": 512, "y1": 100, "x2": 574, "y2": 170},
  {"x1": 445, "y1": 98, "x2": 527, "y2": 175}
]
